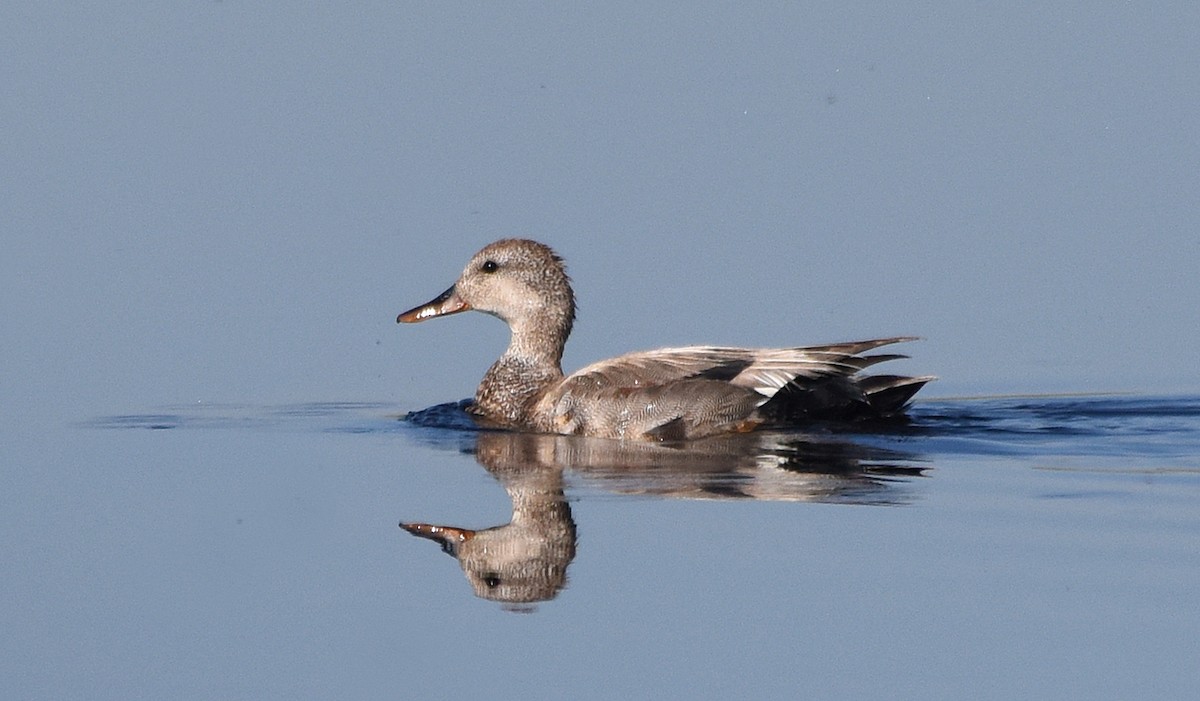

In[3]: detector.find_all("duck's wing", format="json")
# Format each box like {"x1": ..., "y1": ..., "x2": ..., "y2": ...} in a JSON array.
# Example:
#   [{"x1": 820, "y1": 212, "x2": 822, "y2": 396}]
[
  {"x1": 565, "y1": 336, "x2": 920, "y2": 400},
  {"x1": 543, "y1": 338, "x2": 928, "y2": 439},
  {"x1": 565, "y1": 346, "x2": 755, "y2": 389}
]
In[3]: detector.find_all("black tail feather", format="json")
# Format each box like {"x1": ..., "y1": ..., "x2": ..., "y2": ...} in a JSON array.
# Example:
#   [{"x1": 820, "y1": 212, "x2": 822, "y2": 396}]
[
  {"x1": 861, "y1": 375, "x2": 935, "y2": 415},
  {"x1": 760, "y1": 374, "x2": 935, "y2": 424}
]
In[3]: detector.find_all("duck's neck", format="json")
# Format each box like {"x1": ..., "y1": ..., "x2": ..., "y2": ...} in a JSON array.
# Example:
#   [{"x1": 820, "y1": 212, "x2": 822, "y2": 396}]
[{"x1": 473, "y1": 313, "x2": 569, "y2": 428}]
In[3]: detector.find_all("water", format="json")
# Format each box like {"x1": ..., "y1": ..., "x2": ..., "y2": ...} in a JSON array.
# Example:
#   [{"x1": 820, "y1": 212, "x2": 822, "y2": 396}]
[
  {"x1": 6, "y1": 6, "x2": 1200, "y2": 698},
  {"x1": 7, "y1": 395, "x2": 1196, "y2": 699}
]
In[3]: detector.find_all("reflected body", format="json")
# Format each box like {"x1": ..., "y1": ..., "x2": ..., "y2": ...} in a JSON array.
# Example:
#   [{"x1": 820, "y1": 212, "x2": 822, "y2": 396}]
[
  {"x1": 400, "y1": 427, "x2": 927, "y2": 606},
  {"x1": 398, "y1": 239, "x2": 933, "y2": 441}
]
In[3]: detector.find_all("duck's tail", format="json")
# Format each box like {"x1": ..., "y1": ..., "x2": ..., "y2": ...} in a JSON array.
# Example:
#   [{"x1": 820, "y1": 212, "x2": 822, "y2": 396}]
[
  {"x1": 757, "y1": 338, "x2": 935, "y2": 425},
  {"x1": 859, "y1": 374, "x2": 937, "y2": 416}
]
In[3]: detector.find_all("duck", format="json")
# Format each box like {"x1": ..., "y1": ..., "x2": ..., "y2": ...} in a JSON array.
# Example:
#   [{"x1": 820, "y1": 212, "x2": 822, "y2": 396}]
[{"x1": 398, "y1": 238, "x2": 933, "y2": 441}]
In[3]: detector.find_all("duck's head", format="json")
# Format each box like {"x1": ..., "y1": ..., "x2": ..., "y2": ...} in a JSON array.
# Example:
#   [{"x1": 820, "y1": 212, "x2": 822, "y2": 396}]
[{"x1": 398, "y1": 239, "x2": 576, "y2": 338}]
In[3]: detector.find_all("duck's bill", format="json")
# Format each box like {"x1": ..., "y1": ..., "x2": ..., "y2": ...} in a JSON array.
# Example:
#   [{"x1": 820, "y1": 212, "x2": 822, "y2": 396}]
[
  {"x1": 399, "y1": 522, "x2": 476, "y2": 556},
  {"x1": 397, "y1": 285, "x2": 471, "y2": 323}
]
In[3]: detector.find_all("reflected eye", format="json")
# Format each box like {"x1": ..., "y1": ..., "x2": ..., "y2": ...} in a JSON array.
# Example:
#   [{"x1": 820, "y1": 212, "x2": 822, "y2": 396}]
[{"x1": 481, "y1": 260, "x2": 499, "y2": 273}]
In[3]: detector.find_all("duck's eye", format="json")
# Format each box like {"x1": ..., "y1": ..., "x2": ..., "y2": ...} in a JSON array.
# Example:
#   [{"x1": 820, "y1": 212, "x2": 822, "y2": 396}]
[{"x1": 481, "y1": 260, "x2": 499, "y2": 273}]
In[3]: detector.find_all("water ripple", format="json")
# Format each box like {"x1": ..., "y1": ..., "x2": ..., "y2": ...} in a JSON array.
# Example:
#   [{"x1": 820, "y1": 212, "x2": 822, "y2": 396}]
[{"x1": 86, "y1": 394, "x2": 1200, "y2": 464}]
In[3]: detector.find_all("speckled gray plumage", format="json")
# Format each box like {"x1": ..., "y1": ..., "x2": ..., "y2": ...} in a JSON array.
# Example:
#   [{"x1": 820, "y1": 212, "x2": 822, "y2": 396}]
[{"x1": 398, "y1": 238, "x2": 933, "y2": 440}]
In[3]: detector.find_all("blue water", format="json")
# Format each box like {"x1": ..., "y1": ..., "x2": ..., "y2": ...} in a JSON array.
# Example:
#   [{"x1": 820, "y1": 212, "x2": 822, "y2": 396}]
[
  {"x1": 9, "y1": 394, "x2": 1190, "y2": 699},
  {"x1": 7, "y1": 4, "x2": 1200, "y2": 699}
]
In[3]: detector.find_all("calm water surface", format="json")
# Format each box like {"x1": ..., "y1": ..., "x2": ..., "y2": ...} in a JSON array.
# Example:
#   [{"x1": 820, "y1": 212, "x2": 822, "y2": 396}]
[
  {"x1": 8, "y1": 4, "x2": 1200, "y2": 699},
  {"x1": 5, "y1": 395, "x2": 1199, "y2": 699}
]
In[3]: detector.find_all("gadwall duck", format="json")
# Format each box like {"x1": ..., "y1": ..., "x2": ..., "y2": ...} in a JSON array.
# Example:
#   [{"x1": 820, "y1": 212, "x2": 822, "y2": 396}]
[{"x1": 398, "y1": 239, "x2": 933, "y2": 441}]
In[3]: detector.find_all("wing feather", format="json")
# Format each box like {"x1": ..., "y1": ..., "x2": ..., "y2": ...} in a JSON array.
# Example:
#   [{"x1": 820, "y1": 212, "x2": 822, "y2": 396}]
[{"x1": 564, "y1": 338, "x2": 920, "y2": 400}]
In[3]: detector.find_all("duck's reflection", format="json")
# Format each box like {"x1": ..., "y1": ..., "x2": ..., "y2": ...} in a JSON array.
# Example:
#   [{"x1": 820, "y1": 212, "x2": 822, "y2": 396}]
[
  {"x1": 401, "y1": 435, "x2": 576, "y2": 608},
  {"x1": 400, "y1": 430, "x2": 927, "y2": 607}
]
